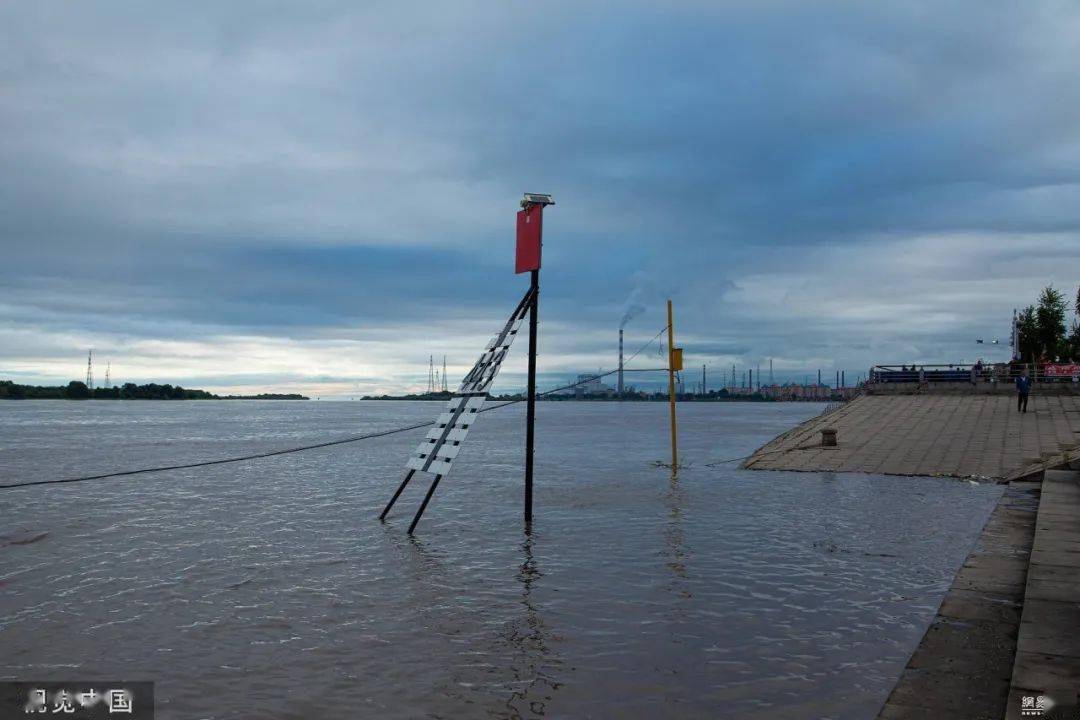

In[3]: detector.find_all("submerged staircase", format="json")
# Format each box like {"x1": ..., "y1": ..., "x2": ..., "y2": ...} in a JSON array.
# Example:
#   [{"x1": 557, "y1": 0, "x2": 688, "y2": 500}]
[
  {"x1": 878, "y1": 468, "x2": 1080, "y2": 719},
  {"x1": 1004, "y1": 468, "x2": 1080, "y2": 719}
]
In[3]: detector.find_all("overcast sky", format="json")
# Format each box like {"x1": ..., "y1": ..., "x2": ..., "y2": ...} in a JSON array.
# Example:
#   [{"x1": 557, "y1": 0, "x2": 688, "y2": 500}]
[{"x1": 2, "y1": 1, "x2": 1079, "y2": 396}]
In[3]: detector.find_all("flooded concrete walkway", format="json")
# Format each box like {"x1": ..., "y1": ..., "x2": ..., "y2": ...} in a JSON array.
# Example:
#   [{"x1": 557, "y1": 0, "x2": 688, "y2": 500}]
[{"x1": 743, "y1": 394, "x2": 1080, "y2": 481}]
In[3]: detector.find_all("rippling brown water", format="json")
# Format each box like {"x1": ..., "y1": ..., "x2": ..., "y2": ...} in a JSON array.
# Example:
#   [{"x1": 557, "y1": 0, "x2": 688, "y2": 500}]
[{"x1": 0, "y1": 400, "x2": 1001, "y2": 719}]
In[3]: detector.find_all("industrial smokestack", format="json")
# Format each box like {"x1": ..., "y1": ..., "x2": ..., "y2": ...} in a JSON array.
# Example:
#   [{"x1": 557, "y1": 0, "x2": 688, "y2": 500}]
[{"x1": 618, "y1": 329, "x2": 624, "y2": 397}]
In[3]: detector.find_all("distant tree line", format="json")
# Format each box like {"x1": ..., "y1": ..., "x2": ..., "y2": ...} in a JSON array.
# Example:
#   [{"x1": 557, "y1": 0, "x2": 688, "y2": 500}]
[
  {"x1": 0, "y1": 380, "x2": 218, "y2": 400},
  {"x1": 1016, "y1": 285, "x2": 1080, "y2": 363},
  {"x1": 0, "y1": 380, "x2": 308, "y2": 400}
]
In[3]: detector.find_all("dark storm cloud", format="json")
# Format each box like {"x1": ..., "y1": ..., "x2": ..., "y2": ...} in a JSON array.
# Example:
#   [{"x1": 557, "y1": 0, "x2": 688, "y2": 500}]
[{"x1": 2, "y1": 1, "x2": 1079, "y2": 391}]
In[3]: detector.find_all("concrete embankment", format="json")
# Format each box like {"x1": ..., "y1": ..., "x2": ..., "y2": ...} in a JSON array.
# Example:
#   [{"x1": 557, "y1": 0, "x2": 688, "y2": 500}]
[{"x1": 743, "y1": 393, "x2": 1080, "y2": 481}]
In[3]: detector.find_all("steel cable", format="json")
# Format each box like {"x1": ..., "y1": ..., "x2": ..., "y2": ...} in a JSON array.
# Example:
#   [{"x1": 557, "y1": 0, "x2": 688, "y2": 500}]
[{"x1": 0, "y1": 331, "x2": 671, "y2": 491}]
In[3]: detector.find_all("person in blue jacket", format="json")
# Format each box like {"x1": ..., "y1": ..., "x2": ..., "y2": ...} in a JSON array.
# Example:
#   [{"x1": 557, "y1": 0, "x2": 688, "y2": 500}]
[{"x1": 1015, "y1": 367, "x2": 1031, "y2": 413}]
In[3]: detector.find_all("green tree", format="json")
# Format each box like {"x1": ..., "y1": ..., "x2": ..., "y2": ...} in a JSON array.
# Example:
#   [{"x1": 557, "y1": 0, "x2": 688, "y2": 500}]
[
  {"x1": 1035, "y1": 286, "x2": 1068, "y2": 360},
  {"x1": 1017, "y1": 305, "x2": 1039, "y2": 362},
  {"x1": 0, "y1": 381, "x2": 26, "y2": 399},
  {"x1": 65, "y1": 380, "x2": 90, "y2": 399},
  {"x1": 1066, "y1": 322, "x2": 1080, "y2": 362}
]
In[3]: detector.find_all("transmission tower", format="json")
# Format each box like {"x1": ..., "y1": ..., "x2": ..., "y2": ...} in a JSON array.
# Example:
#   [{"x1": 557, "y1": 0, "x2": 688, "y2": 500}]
[
  {"x1": 105, "y1": 361, "x2": 111, "y2": 389},
  {"x1": 86, "y1": 350, "x2": 94, "y2": 389},
  {"x1": 442, "y1": 355, "x2": 448, "y2": 392},
  {"x1": 427, "y1": 355, "x2": 435, "y2": 394}
]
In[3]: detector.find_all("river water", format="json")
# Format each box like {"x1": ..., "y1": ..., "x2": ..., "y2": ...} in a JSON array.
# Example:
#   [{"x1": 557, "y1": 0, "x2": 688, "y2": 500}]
[{"x1": 0, "y1": 400, "x2": 1002, "y2": 719}]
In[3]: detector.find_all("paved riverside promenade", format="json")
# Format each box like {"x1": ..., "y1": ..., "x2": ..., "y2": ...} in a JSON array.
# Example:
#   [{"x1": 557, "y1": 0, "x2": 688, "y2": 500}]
[{"x1": 743, "y1": 393, "x2": 1080, "y2": 481}]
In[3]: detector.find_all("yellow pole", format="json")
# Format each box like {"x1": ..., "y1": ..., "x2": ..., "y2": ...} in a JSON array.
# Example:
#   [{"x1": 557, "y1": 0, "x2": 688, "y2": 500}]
[{"x1": 667, "y1": 299, "x2": 678, "y2": 472}]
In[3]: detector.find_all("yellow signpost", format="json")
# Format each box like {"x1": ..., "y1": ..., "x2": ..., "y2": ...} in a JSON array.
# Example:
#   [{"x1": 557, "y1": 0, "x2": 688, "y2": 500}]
[{"x1": 666, "y1": 299, "x2": 680, "y2": 472}]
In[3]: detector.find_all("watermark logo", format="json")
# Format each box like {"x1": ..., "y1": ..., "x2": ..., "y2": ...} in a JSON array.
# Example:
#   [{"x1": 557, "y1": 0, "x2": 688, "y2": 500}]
[
  {"x1": 1021, "y1": 694, "x2": 1048, "y2": 717},
  {"x1": 0, "y1": 682, "x2": 151, "y2": 719}
]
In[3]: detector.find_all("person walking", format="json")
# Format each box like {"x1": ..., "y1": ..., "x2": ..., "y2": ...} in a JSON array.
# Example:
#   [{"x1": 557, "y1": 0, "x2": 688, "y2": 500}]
[{"x1": 1016, "y1": 366, "x2": 1031, "y2": 413}]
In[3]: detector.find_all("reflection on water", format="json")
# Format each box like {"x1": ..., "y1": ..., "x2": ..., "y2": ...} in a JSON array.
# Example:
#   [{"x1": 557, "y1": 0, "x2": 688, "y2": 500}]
[
  {"x1": 503, "y1": 533, "x2": 562, "y2": 719},
  {"x1": 664, "y1": 473, "x2": 691, "y2": 603},
  {"x1": 0, "y1": 400, "x2": 1002, "y2": 719}
]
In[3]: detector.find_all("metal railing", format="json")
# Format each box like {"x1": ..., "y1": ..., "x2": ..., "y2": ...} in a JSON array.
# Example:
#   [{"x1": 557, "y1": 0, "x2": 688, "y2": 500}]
[{"x1": 870, "y1": 363, "x2": 1080, "y2": 384}]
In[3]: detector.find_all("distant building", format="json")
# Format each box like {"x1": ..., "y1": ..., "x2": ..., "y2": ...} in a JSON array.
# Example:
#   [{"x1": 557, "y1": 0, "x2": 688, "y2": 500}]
[
  {"x1": 760, "y1": 383, "x2": 835, "y2": 400},
  {"x1": 574, "y1": 374, "x2": 614, "y2": 397}
]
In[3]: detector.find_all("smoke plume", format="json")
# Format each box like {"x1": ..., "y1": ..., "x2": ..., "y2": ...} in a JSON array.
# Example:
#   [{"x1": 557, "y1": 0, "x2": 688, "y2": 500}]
[
  {"x1": 619, "y1": 271, "x2": 651, "y2": 329},
  {"x1": 620, "y1": 303, "x2": 645, "y2": 329}
]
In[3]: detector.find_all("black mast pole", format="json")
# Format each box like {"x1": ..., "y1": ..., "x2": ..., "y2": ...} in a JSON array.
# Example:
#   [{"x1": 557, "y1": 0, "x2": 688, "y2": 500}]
[
  {"x1": 518, "y1": 192, "x2": 552, "y2": 530},
  {"x1": 525, "y1": 267, "x2": 538, "y2": 526}
]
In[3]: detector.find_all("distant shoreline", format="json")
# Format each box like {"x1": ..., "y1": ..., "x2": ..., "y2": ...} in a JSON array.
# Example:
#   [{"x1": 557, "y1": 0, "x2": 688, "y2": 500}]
[
  {"x1": 0, "y1": 380, "x2": 307, "y2": 401},
  {"x1": 361, "y1": 392, "x2": 832, "y2": 403}
]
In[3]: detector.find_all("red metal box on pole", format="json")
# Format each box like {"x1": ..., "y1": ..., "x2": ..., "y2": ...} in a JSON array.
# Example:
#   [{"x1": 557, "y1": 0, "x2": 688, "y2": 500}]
[{"x1": 515, "y1": 206, "x2": 542, "y2": 274}]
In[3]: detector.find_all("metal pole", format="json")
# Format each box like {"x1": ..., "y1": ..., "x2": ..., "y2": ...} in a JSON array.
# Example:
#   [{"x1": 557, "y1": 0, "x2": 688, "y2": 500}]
[
  {"x1": 666, "y1": 299, "x2": 678, "y2": 472},
  {"x1": 407, "y1": 474, "x2": 443, "y2": 535},
  {"x1": 525, "y1": 268, "x2": 538, "y2": 525},
  {"x1": 379, "y1": 469, "x2": 416, "y2": 521}
]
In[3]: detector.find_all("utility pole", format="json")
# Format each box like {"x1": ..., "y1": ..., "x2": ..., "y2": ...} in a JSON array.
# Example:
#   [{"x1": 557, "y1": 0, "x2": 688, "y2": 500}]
[{"x1": 518, "y1": 192, "x2": 554, "y2": 527}]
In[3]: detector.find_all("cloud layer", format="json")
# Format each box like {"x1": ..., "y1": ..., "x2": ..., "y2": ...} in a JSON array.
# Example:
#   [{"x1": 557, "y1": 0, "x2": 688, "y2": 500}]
[{"x1": 3, "y1": 1, "x2": 1079, "y2": 395}]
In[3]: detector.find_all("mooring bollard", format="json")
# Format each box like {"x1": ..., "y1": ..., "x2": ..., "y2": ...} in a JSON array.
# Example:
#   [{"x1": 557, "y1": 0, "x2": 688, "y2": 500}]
[{"x1": 821, "y1": 427, "x2": 838, "y2": 447}]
